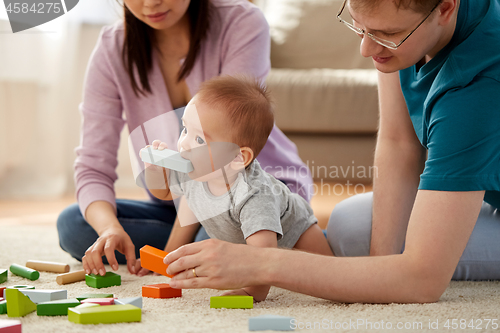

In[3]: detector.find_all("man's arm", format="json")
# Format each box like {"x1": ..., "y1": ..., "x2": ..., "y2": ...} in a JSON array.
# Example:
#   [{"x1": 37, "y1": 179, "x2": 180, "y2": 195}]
[
  {"x1": 165, "y1": 191, "x2": 484, "y2": 303},
  {"x1": 371, "y1": 71, "x2": 426, "y2": 255}
]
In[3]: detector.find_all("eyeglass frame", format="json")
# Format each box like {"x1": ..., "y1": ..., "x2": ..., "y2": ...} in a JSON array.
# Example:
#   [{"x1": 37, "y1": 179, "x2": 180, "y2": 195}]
[{"x1": 336, "y1": 0, "x2": 441, "y2": 50}]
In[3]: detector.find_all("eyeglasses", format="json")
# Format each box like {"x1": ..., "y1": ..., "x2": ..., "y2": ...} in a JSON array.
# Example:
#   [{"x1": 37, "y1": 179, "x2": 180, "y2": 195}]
[{"x1": 337, "y1": 0, "x2": 441, "y2": 50}]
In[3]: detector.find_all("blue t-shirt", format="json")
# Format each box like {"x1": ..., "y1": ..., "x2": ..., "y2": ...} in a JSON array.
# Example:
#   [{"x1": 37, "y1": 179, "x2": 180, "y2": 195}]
[{"x1": 400, "y1": 0, "x2": 500, "y2": 209}]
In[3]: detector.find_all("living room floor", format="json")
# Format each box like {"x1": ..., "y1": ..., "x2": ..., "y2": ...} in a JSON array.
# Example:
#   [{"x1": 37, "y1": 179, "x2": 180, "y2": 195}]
[{"x1": 0, "y1": 181, "x2": 372, "y2": 229}]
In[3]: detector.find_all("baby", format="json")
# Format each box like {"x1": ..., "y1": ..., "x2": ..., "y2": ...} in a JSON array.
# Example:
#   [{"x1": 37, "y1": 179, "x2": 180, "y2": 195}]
[{"x1": 142, "y1": 75, "x2": 333, "y2": 301}]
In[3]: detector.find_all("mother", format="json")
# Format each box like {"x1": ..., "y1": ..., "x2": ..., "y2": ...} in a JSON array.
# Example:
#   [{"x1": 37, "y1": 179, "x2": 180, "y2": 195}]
[
  {"x1": 165, "y1": 0, "x2": 500, "y2": 302},
  {"x1": 57, "y1": 0, "x2": 312, "y2": 277}
]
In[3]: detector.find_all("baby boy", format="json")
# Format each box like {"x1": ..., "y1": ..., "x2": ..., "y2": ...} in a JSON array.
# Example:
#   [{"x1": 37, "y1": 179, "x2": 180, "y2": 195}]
[{"x1": 142, "y1": 75, "x2": 333, "y2": 301}]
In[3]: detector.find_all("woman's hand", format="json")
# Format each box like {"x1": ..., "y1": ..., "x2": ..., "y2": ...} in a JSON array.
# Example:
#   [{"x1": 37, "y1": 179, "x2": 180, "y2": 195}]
[
  {"x1": 164, "y1": 239, "x2": 267, "y2": 290},
  {"x1": 82, "y1": 225, "x2": 139, "y2": 276}
]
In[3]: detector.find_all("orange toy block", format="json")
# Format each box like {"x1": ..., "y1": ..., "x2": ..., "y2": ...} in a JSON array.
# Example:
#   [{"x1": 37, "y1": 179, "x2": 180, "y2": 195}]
[
  {"x1": 139, "y1": 245, "x2": 173, "y2": 278},
  {"x1": 142, "y1": 284, "x2": 181, "y2": 299}
]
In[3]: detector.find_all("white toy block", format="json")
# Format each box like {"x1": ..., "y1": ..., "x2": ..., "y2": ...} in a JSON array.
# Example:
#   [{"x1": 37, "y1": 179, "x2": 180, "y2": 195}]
[
  {"x1": 249, "y1": 315, "x2": 295, "y2": 331},
  {"x1": 20, "y1": 289, "x2": 67, "y2": 304},
  {"x1": 141, "y1": 147, "x2": 193, "y2": 173},
  {"x1": 114, "y1": 297, "x2": 142, "y2": 309},
  {"x1": 3, "y1": 286, "x2": 34, "y2": 299}
]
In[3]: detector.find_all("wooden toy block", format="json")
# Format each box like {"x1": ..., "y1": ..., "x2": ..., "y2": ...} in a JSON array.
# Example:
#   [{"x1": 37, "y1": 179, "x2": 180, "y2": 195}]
[
  {"x1": 74, "y1": 303, "x2": 100, "y2": 310},
  {"x1": 139, "y1": 245, "x2": 173, "y2": 277},
  {"x1": 0, "y1": 300, "x2": 6, "y2": 315},
  {"x1": 56, "y1": 270, "x2": 86, "y2": 285},
  {"x1": 68, "y1": 304, "x2": 141, "y2": 324},
  {"x1": 249, "y1": 315, "x2": 295, "y2": 331},
  {"x1": 5, "y1": 289, "x2": 37, "y2": 317},
  {"x1": 36, "y1": 298, "x2": 80, "y2": 316},
  {"x1": 76, "y1": 293, "x2": 113, "y2": 301},
  {"x1": 141, "y1": 147, "x2": 194, "y2": 173},
  {"x1": 20, "y1": 289, "x2": 67, "y2": 304},
  {"x1": 210, "y1": 295, "x2": 253, "y2": 309},
  {"x1": 0, "y1": 269, "x2": 7, "y2": 284},
  {"x1": 85, "y1": 272, "x2": 121, "y2": 289},
  {"x1": 9, "y1": 264, "x2": 39, "y2": 281},
  {"x1": 114, "y1": 297, "x2": 142, "y2": 309},
  {"x1": 142, "y1": 284, "x2": 181, "y2": 299},
  {"x1": 0, "y1": 319, "x2": 22, "y2": 333},
  {"x1": 0, "y1": 288, "x2": 5, "y2": 297},
  {"x1": 3, "y1": 286, "x2": 34, "y2": 299},
  {"x1": 25, "y1": 260, "x2": 70, "y2": 273},
  {"x1": 81, "y1": 298, "x2": 114, "y2": 306}
]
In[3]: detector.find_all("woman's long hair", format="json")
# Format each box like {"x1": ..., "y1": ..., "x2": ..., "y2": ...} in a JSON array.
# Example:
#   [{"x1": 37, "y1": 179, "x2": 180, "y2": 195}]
[{"x1": 122, "y1": 0, "x2": 212, "y2": 97}]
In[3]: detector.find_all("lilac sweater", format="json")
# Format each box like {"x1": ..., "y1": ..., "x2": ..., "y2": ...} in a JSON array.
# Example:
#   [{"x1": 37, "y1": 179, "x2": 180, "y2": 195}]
[{"x1": 75, "y1": 0, "x2": 313, "y2": 218}]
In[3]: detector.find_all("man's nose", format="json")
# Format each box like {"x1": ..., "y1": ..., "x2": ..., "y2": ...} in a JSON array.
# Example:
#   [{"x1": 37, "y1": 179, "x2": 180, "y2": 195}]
[{"x1": 360, "y1": 35, "x2": 385, "y2": 58}]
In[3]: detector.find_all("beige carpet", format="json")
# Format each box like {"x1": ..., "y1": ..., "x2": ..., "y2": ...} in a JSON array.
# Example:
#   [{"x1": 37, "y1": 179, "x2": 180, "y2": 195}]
[{"x1": 0, "y1": 224, "x2": 499, "y2": 333}]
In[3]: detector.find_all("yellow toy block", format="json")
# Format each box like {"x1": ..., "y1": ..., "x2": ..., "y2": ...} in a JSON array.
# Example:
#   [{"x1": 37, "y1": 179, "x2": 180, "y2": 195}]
[
  {"x1": 68, "y1": 304, "x2": 141, "y2": 324},
  {"x1": 5, "y1": 289, "x2": 36, "y2": 317}
]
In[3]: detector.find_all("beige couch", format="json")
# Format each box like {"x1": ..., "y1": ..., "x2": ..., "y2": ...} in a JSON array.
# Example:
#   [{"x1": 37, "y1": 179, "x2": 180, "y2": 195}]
[{"x1": 263, "y1": 0, "x2": 379, "y2": 183}]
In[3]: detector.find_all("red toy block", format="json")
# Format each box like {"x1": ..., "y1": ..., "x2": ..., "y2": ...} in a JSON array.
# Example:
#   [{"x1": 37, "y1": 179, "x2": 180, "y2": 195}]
[
  {"x1": 140, "y1": 245, "x2": 173, "y2": 278},
  {"x1": 142, "y1": 284, "x2": 181, "y2": 299},
  {"x1": 0, "y1": 319, "x2": 21, "y2": 333},
  {"x1": 81, "y1": 298, "x2": 115, "y2": 306}
]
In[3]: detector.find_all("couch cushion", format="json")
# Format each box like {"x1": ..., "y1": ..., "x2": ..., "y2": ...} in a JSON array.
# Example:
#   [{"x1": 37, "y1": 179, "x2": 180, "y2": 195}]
[
  {"x1": 267, "y1": 68, "x2": 379, "y2": 133},
  {"x1": 264, "y1": 0, "x2": 374, "y2": 70}
]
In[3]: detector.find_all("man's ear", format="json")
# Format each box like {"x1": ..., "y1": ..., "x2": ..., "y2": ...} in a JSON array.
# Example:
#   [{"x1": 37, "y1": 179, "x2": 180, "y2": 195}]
[
  {"x1": 437, "y1": 0, "x2": 457, "y2": 26},
  {"x1": 240, "y1": 147, "x2": 254, "y2": 167}
]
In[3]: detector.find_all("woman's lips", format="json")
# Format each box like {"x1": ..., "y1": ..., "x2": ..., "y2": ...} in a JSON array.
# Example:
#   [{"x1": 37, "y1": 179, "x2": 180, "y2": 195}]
[
  {"x1": 146, "y1": 11, "x2": 169, "y2": 22},
  {"x1": 372, "y1": 56, "x2": 392, "y2": 64}
]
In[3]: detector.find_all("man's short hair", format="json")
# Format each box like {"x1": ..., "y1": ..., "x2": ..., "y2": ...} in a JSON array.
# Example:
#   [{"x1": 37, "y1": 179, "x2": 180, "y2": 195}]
[{"x1": 196, "y1": 75, "x2": 274, "y2": 160}]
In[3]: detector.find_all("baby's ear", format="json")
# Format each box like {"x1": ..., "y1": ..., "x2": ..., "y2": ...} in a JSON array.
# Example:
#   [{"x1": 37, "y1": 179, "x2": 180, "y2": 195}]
[{"x1": 239, "y1": 147, "x2": 254, "y2": 167}]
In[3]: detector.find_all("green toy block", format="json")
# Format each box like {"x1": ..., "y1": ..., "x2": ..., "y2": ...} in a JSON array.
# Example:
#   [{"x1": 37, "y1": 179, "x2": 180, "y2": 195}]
[
  {"x1": 0, "y1": 269, "x2": 7, "y2": 284},
  {"x1": 5, "y1": 288, "x2": 37, "y2": 317},
  {"x1": 36, "y1": 298, "x2": 81, "y2": 316},
  {"x1": 76, "y1": 293, "x2": 113, "y2": 301},
  {"x1": 0, "y1": 300, "x2": 6, "y2": 315},
  {"x1": 85, "y1": 272, "x2": 121, "y2": 289},
  {"x1": 68, "y1": 304, "x2": 141, "y2": 324},
  {"x1": 210, "y1": 295, "x2": 253, "y2": 309},
  {"x1": 9, "y1": 264, "x2": 39, "y2": 281}
]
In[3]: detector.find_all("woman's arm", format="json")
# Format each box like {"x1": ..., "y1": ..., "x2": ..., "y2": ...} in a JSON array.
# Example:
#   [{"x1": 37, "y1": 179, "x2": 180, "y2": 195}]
[
  {"x1": 371, "y1": 71, "x2": 426, "y2": 255},
  {"x1": 165, "y1": 190, "x2": 483, "y2": 303}
]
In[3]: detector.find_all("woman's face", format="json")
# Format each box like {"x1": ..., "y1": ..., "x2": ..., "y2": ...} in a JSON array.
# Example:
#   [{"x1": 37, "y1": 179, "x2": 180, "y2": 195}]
[
  {"x1": 124, "y1": 0, "x2": 191, "y2": 30},
  {"x1": 349, "y1": 0, "x2": 444, "y2": 72}
]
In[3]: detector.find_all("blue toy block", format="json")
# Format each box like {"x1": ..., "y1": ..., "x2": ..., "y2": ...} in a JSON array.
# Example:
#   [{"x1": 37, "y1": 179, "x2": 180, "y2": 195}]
[
  {"x1": 114, "y1": 297, "x2": 142, "y2": 309},
  {"x1": 141, "y1": 147, "x2": 193, "y2": 173},
  {"x1": 249, "y1": 315, "x2": 295, "y2": 331}
]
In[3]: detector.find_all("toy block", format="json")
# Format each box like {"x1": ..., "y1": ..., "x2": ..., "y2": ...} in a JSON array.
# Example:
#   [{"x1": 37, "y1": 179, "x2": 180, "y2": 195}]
[
  {"x1": 210, "y1": 295, "x2": 253, "y2": 309},
  {"x1": 0, "y1": 300, "x2": 6, "y2": 315},
  {"x1": 74, "y1": 303, "x2": 100, "y2": 310},
  {"x1": 0, "y1": 319, "x2": 21, "y2": 333},
  {"x1": 0, "y1": 288, "x2": 5, "y2": 297},
  {"x1": 85, "y1": 272, "x2": 121, "y2": 289},
  {"x1": 56, "y1": 270, "x2": 86, "y2": 285},
  {"x1": 141, "y1": 147, "x2": 194, "y2": 173},
  {"x1": 25, "y1": 260, "x2": 70, "y2": 273},
  {"x1": 0, "y1": 269, "x2": 7, "y2": 284},
  {"x1": 36, "y1": 298, "x2": 80, "y2": 316},
  {"x1": 249, "y1": 315, "x2": 295, "y2": 331},
  {"x1": 3, "y1": 286, "x2": 35, "y2": 299},
  {"x1": 20, "y1": 289, "x2": 67, "y2": 304},
  {"x1": 114, "y1": 297, "x2": 142, "y2": 309},
  {"x1": 68, "y1": 304, "x2": 141, "y2": 324},
  {"x1": 76, "y1": 293, "x2": 113, "y2": 301},
  {"x1": 142, "y1": 284, "x2": 181, "y2": 299},
  {"x1": 5, "y1": 289, "x2": 36, "y2": 317},
  {"x1": 140, "y1": 245, "x2": 173, "y2": 277},
  {"x1": 81, "y1": 298, "x2": 114, "y2": 306},
  {"x1": 9, "y1": 264, "x2": 39, "y2": 281}
]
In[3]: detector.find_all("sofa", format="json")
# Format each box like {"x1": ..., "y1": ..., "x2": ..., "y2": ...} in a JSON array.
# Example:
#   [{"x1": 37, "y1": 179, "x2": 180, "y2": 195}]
[{"x1": 262, "y1": 0, "x2": 379, "y2": 183}]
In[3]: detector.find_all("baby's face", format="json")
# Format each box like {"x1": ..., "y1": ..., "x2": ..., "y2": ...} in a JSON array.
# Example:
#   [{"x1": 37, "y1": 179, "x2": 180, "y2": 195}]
[{"x1": 177, "y1": 99, "x2": 241, "y2": 181}]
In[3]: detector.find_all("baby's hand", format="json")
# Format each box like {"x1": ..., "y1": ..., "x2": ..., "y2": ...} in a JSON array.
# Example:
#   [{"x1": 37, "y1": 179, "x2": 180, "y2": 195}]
[{"x1": 141, "y1": 140, "x2": 169, "y2": 169}]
